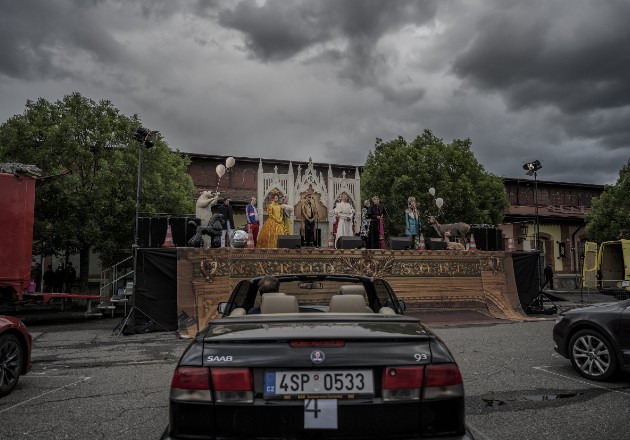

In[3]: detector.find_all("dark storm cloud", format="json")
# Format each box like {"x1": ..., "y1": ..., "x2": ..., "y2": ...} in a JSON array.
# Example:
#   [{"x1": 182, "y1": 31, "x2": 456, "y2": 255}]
[
  {"x1": 451, "y1": 1, "x2": 630, "y2": 152},
  {"x1": 218, "y1": 0, "x2": 435, "y2": 103}
]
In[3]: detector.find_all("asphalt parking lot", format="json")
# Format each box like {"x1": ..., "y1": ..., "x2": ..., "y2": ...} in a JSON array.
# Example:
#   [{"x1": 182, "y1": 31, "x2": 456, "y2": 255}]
[{"x1": 1, "y1": 312, "x2": 629, "y2": 440}]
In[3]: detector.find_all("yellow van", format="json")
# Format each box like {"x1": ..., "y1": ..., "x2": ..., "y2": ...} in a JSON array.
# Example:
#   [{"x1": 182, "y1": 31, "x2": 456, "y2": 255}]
[{"x1": 582, "y1": 240, "x2": 630, "y2": 291}]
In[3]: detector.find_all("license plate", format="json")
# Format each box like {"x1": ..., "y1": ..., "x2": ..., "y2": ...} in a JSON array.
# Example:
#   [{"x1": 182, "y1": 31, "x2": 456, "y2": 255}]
[{"x1": 265, "y1": 370, "x2": 374, "y2": 399}]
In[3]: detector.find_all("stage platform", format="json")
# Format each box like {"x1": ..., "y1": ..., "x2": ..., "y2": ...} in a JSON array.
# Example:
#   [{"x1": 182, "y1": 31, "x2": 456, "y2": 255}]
[{"x1": 168, "y1": 247, "x2": 531, "y2": 338}]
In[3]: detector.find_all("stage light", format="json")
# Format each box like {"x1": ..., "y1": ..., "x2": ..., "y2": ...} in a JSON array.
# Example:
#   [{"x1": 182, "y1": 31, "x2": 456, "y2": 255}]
[
  {"x1": 134, "y1": 127, "x2": 159, "y2": 148},
  {"x1": 523, "y1": 160, "x2": 542, "y2": 176}
]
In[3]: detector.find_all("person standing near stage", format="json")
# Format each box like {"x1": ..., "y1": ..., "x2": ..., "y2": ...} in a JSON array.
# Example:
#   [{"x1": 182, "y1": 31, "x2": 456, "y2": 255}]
[
  {"x1": 218, "y1": 196, "x2": 234, "y2": 247},
  {"x1": 359, "y1": 199, "x2": 371, "y2": 248},
  {"x1": 542, "y1": 264, "x2": 554, "y2": 290},
  {"x1": 64, "y1": 262, "x2": 77, "y2": 293},
  {"x1": 54, "y1": 263, "x2": 65, "y2": 293},
  {"x1": 367, "y1": 196, "x2": 386, "y2": 249},
  {"x1": 246, "y1": 197, "x2": 259, "y2": 246},
  {"x1": 334, "y1": 193, "x2": 355, "y2": 248},
  {"x1": 43, "y1": 265, "x2": 55, "y2": 293},
  {"x1": 404, "y1": 196, "x2": 421, "y2": 249},
  {"x1": 301, "y1": 194, "x2": 318, "y2": 247},
  {"x1": 257, "y1": 189, "x2": 288, "y2": 248}
]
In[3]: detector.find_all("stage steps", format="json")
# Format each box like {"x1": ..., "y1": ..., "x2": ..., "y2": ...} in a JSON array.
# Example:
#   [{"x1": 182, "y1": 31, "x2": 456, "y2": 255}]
[{"x1": 87, "y1": 256, "x2": 134, "y2": 318}]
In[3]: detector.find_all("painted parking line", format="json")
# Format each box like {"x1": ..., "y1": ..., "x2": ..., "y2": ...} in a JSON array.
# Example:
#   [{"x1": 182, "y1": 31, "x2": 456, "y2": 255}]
[
  {"x1": 533, "y1": 365, "x2": 630, "y2": 396},
  {"x1": 0, "y1": 376, "x2": 92, "y2": 415}
]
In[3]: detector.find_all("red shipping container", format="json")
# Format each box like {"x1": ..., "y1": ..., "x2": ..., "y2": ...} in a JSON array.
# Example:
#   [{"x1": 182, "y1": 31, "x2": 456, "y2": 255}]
[{"x1": 0, "y1": 172, "x2": 36, "y2": 297}]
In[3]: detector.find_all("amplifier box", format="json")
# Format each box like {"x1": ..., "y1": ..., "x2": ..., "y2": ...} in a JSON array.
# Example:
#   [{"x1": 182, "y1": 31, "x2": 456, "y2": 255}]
[
  {"x1": 387, "y1": 237, "x2": 412, "y2": 250},
  {"x1": 336, "y1": 236, "x2": 363, "y2": 249},
  {"x1": 278, "y1": 235, "x2": 302, "y2": 249}
]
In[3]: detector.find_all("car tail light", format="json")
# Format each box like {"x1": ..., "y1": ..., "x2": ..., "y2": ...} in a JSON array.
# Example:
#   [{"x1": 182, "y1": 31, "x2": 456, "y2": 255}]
[
  {"x1": 211, "y1": 368, "x2": 254, "y2": 404},
  {"x1": 170, "y1": 367, "x2": 212, "y2": 402},
  {"x1": 382, "y1": 366, "x2": 424, "y2": 401},
  {"x1": 423, "y1": 364, "x2": 464, "y2": 400}
]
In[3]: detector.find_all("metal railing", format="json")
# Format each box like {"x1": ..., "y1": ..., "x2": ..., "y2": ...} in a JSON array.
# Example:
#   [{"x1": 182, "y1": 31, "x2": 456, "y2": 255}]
[{"x1": 100, "y1": 256, "x2": 134, "y2": 299}]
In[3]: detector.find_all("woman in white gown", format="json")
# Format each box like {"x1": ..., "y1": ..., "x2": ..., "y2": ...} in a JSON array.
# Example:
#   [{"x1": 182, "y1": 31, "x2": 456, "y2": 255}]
[{"x1": 334, "y1": 193, "x2": 355, "y2": 248}]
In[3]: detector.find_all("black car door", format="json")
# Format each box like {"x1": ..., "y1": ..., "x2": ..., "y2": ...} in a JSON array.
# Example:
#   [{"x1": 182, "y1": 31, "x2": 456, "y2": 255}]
[{"x1": 619, "y1": 301, "x2": 630, "y2": 366}]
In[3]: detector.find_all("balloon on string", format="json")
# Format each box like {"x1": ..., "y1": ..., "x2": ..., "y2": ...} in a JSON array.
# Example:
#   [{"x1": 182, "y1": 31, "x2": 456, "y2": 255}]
[
  {"x1": 226, "y1": 157, "x2": 236, "y2": 169},
  {"x1": 429, "y1": 187, "x2": 436, "y2": 196},
  {"x1": 216, "y1": 164, "x2": 226, "y2": 178},
  {"x1": 436, "y1": 197, "x2": 444, "y2": 208}
]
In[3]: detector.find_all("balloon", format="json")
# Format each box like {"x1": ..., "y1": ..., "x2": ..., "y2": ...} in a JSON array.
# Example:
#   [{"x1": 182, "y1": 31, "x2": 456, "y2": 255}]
[
  {"x1": 436, "y1": 197, "x2": 444, "y2": 208},
  {"x1": 226, "y1": 157, "x2": 235, "y2": 168},
  {"x1": 429, "y1": 188, "x2": 435, "y2": 196},
  {"x1": 216, "y1": 164, "x2": 226, "y2": 178}
]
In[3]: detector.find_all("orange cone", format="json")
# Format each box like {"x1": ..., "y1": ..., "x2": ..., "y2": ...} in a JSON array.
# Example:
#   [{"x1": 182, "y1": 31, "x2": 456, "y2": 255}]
[
  {"x1": 418, "y1": 233, "x2": 426, "y2": 250},
  {"x1": 328, "y1": 233, "x2": 335, "y2": 249},
  {"x1": 507, "y1": 237, "x2": 515, "y2": 252},
  {"x1": 246, "y1": 227, "x2": 255, "y2": 249},
  {"x1": 468, "y1": 234, "x2": 477, "y2": 251},
  {"x1": 163, "y1": 224, "x2": 176, "y2": 248}
]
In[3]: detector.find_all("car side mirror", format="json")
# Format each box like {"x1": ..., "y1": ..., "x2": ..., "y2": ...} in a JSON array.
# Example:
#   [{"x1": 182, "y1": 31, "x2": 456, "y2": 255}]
[
  {"x1": 398, "y1": 299, "x2": 406, "y2": 312},
  {"x1": 217, "y1": 302, "x2": 229, "y2": 315}
]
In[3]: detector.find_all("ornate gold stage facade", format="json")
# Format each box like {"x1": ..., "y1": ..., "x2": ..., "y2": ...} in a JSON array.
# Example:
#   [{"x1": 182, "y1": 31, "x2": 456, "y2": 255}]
[{"x1": 176, "y1": 248, "x2": 529, "y2": 337}]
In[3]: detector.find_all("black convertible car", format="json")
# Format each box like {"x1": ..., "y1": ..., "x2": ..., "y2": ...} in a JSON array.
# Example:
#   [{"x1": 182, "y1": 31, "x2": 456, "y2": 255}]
[
  {"x1": 163, "y1": 274, "x2": 473, "y2": 439},
  {"x1": 553, "y1": 298, "x2": 630, "y2": 381}
]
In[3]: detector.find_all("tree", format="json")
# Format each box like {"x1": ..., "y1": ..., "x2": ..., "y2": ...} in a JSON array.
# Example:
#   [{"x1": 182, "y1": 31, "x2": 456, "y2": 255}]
[
  {"x1": 361, "y1": 130, "x2": 509, "y2": 239},
  {"x1": 0, "y1": 93, "x2": 195, "y2": 290},
  {"x1": 585, "y1": 158, "x2": 630, "y2": 242}
]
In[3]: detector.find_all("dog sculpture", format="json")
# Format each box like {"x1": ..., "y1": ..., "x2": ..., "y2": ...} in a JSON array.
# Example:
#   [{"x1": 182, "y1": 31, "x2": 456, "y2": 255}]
[{"x1": 429, "y1": 216, "x2": 471, "y2": 244}]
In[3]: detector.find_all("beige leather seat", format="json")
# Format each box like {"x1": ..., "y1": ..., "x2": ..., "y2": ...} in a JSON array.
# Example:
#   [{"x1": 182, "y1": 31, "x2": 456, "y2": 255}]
[
  {"x1": 329, "y1": 294, "x2": 370, "y2": 313},
  {"x1": 260, "y1": 295, "x2": 299, "y2": 314},
  {"x1": 378, "y1": 306, "x2": 397, "y2": 315},
  {"x1": 338, "y1": 285, "x2": 367, "y2": 296},
  {"x1": 229, "y1": 308, "x2": 247, "y2": 316}
]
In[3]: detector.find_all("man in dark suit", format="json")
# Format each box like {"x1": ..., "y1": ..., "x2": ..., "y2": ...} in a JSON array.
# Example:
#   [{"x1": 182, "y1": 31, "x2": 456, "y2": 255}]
[{"x1": 218, "y1": 196, "x2": 234, "y2": 247}]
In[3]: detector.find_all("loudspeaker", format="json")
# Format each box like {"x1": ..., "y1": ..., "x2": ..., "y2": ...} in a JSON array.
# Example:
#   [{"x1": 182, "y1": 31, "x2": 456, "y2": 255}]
[
  {"x1": 278, "y1": 235, "x2": 302, "y2": 249},
  {"x1": 387, "y1": 237, "x2": 412, "y2": 250},
  {"x1": 336, "y1": 236, "x2": 363, "y2": 249},
  {"x1": 471, "y1": 227, "x2": 503, "y2": 251},
  {"x1": 426, "y1": 239, "x2": 447, "y2": 250},
  {"x1": 137, "y1": 217, "x2": 200, "y2": 248}
]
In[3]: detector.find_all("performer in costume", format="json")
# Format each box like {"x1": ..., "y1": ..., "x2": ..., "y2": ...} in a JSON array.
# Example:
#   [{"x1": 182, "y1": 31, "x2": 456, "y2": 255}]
[
  {"x1": 359, "y1": 199, "x2": 371, "y2": 248},
  {"x1": 257, "y1": 189, "x2": 288, "y2": 248},
  {"x1": 404, "y1": 196, "x2": 421, "y2": 249},
  {"x1": 246, "y1": 197, "x2": 259, "y2": 246},
  {"x1": 301, "y1": 194, "x2": 318, "y2": 246},
  {"x1": 367, "y1": 195, "x2": 386, "y2": 249},
  {"x1": 281, "y1": 196, "x2": 294, "y2": 235},
  {"x1": 334, "y1": 193, "x2": 355, "y2": 248},
  {"x1": 330, "y1": 194, "x2": 342, "y2": 244}
]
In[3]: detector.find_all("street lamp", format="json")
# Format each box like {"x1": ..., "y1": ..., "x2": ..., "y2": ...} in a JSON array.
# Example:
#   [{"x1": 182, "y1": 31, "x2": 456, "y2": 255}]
[{"x1": 522, "y1": 160, "x2": 542, "y2": 251}]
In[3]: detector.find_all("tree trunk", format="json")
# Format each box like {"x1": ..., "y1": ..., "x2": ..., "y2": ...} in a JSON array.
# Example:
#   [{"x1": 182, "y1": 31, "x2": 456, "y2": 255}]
[{"x1": 79, "y1": 244, "x2": 91, "y2": 292}]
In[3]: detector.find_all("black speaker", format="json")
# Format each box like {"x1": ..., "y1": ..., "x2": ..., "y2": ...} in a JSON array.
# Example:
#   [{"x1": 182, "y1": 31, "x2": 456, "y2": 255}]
[
  {"x1": 137, "y1": 217, "x2": 200, "y2": 248},
  {"x1": 471, "y1": 227, "x2": 503, "y2": 251},
  {"x1": 278, "y1": 235, "x2": 302, "y2": 249},
  {"x1": 387, "y1": 237, "x2": 412, "y2": 250},
  {"x1": 426, "y1": 239, "x2": 447, "y2": 250},
  {"x1": 337, "y1": 236, "x2": 363, "y2": 249}
]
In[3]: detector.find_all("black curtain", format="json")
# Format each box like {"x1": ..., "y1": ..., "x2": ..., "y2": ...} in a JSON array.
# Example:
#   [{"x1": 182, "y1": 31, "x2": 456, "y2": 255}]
[
  {"x1": 512, "y1": 251, "x2": 540, "y2": 308},
  {"x1": 124, "y1": 248, "x2": 178, "y2": 334}
]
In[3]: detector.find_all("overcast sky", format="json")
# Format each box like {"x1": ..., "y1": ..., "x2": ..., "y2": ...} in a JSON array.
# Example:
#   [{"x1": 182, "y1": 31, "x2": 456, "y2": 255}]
[{"x1": 1, "y1": 0, "x2": 628, "y2": 185}]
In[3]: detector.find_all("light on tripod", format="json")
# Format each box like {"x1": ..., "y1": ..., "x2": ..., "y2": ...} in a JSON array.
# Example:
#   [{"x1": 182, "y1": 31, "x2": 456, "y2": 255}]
[
  {"x1": 522, "y1": 160, "x2": 542, "y2": 176},
  {"x1": 134, "y1": 127, "x2": 159, "y2": 148}
]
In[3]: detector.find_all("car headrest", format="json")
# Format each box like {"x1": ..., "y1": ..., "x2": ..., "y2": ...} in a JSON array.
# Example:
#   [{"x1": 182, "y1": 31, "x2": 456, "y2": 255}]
[
  {"x1": 338, "y1": 285, "x2": 367, "y2": 296},
  {"x1": 260, "y1": 295, "x2": 299, "y2": 314},
  {"x1": 229, "y1": 308, "x2": 247, "y2": 317},
  {"x1": 261, "y1": 292, "x2": 286, "y2": 297},
  {"x1": 329, "y1": 294, "x2": 369, "y2": 313}
]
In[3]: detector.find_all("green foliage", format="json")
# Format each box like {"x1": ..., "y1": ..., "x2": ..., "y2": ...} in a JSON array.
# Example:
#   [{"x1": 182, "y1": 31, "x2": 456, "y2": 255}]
[
  {"x1": 361, "y1": 130, "x2": 509, "y2": 238},
  {"x1": 585, "y1": 159, "x2": 630, "y2": 242},
  {"x1": 0, "y1": 92, "x2": 195, "y2": 277}
]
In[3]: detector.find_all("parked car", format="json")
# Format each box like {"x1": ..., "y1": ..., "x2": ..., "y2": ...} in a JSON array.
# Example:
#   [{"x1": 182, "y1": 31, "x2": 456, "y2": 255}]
[
  {"x1": 163, "y1": 274, "x2": 473, "y2": 439},
  {"x1": 553, "y1": 299, "x2": 630, "y2": 381},
  {"x1": 0, "y1": 315, "x2": 32, "y2": 396}
]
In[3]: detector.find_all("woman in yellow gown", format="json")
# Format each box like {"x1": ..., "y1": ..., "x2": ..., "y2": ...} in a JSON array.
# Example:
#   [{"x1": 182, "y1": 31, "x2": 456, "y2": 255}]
[{"x1": 257, "y1": 191, "x2": 288, "y2": 248}]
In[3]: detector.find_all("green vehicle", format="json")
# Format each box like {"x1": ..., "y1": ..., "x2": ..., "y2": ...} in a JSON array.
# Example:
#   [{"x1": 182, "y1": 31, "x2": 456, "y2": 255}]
[{"x1": 582, "y1": 240, "x2": 630, "y2": 292}]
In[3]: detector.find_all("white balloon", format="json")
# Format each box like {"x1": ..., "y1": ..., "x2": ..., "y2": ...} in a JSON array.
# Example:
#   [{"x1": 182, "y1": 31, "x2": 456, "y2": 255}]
[
  {"x1": 429, "y1": 187, "x2": 435, "y2": 196},
  {"x1": 226, "y1": 156, "x2": 235, "y2": 168},
  {"x1": 436, "y1": 197, "x2": 444, "y2": 208},
  {"x1": 216, "y1": 164, "x2": 226, "y2": 178}
]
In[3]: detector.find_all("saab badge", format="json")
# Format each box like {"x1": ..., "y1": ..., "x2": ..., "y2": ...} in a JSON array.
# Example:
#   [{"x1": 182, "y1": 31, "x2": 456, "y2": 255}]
[{"x1": 310, "y1": 350, "x2": 325, "y2": 364}]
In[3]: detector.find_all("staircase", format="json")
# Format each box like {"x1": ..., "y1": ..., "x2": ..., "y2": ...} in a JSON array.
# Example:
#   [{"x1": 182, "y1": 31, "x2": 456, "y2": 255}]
[{"x1": 86, "y1": 256, "x2": 134, "y2": 317}]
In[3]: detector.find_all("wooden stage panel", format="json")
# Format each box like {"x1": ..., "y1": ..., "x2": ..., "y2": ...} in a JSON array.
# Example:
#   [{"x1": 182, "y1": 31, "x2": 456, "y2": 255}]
[{"x1": 176, "y1": 248, "x2": 529, "y2": 338}]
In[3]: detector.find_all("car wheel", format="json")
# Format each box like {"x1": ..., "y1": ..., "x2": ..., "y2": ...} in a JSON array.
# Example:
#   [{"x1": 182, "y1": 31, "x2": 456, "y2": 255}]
[
  {"x1": 568, "y1": 329, "x2": 618, "y2": 381},
  {"x1": 0, "y1": 333, "x2": 24, "y2": 397}
]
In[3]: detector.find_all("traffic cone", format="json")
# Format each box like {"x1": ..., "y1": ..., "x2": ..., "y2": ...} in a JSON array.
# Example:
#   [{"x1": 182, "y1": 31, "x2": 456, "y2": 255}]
[
  {"x1": 418, "y1": 233, "x2": 426, "y2": 250},
  {"x1": 246, "y1": 227, "x2": 255, "y2": 249},
  {"x1": 468, "y1": 234, "x2": 477, "y2": 251},
  {"x1": 162, "y1": 224, "x2": 176, "y2": 248},
  {"x1": 507, "y1": 237, "x2": 515, "y2": 251},
  {"x1": 328, "y1": 233, "x2": 335, "y2": 249}
]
